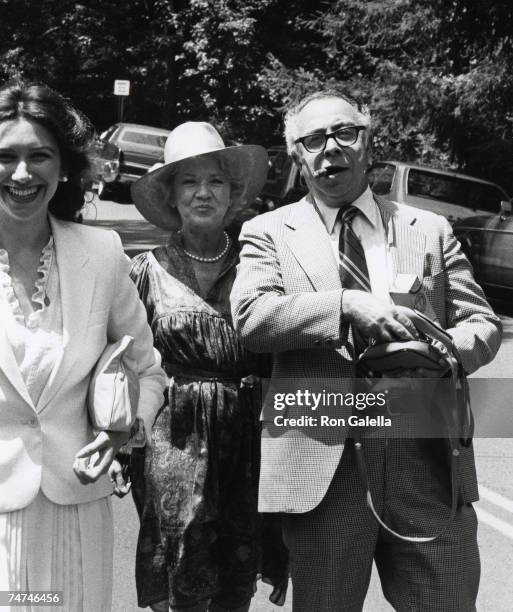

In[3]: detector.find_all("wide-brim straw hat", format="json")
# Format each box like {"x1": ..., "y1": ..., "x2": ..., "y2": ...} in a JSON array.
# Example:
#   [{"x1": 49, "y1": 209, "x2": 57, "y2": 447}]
[{"x1": 131, "y1": 121, "x2": 268, "y2": 230}]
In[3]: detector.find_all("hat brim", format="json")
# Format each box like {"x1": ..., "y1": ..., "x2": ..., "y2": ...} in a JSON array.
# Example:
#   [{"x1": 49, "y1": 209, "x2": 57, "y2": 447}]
[{"x1": 131, "y1": 145, "x2": 269, "y2": 230}]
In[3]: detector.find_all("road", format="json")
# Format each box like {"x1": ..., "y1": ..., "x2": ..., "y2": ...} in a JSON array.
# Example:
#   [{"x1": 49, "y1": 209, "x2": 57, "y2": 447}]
[{"x1": 89, "y1": 199, "x2": 513, "y2": 611}]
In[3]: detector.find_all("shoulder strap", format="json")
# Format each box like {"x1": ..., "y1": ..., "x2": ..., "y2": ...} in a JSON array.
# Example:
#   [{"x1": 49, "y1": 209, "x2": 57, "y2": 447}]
[{"x1": 353, "y1": 434, "x2": 458, "y2": 543}]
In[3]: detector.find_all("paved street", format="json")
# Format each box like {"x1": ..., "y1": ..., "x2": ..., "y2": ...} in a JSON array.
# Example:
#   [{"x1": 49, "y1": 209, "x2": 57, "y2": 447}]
[{"x1": 92, "y1": 199, "x2": 513, "y2": 611}]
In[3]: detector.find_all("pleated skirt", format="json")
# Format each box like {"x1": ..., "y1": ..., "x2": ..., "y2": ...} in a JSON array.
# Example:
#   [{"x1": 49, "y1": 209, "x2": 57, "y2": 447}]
[{"x1": 0, "y1": 491, "x2": 113, "y2": 612}]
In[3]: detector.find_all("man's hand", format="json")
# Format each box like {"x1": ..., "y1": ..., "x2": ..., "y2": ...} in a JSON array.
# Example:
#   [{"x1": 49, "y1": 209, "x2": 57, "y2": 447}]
[
  {"x1": 343, "y1": 290, "x2": 419, "y2": 342},
  {"x1": 73, "y1": 431, "x2": 128, "y2": 484}
]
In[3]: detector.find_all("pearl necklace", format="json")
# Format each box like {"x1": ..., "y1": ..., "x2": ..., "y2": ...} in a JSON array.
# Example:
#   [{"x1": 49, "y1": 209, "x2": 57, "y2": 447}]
[{"x1": 180, "y1": 231, "x2": 231, "y2": 263}]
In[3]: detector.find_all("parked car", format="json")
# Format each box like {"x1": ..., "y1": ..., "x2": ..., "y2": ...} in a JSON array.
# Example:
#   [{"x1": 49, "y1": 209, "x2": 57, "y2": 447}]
[
  {"x1": 261, "y1": 150, "x2": 510, "y2": 223},
  {"x1": 260, "y1": 147, "x2": 306, "y2": 209},
  {"x1": 92, "y1": 122, "x2": 170, "y2": 202},
  {"x1": 368, "y1": 161, "x2": 510, "y2": 222},
  {"x1": 89, "y1": 137, "x2": 120, "y2": 193},
  {"x1": 453, "y1": 201, "x2": 513, "y2": 303}
]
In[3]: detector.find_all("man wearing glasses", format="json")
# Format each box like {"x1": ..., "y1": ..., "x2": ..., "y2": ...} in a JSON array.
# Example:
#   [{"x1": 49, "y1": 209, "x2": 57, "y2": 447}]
[{"x1": 231, "y1": 90, "x2": 501, "y2": 611}]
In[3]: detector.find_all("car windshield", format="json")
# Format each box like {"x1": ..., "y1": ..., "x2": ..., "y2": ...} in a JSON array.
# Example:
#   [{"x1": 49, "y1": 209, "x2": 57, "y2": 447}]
[
  {"x1": 120, "y1": 130, "x2": 167, "y2": 148},
  {"x1": 407, "y1": 169, "x2": 506, "y2": 213},
  {"x1": 368, "y1": 163, "x2": 395, "y2": 195},
  {"x1": 100, "y1": 125, "x2": 118, "y2": 141},
  {"x1": 264, "y1": 150, "x2": 294, "y2": 197}
]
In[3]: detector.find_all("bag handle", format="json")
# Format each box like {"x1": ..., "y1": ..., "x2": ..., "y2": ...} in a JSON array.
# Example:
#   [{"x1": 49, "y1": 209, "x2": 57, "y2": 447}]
[
  {"x1": 396, "y1": 306, "x2": 454, "y2": 350},
  {"x1": 353, "y1": 434, "x2": 458, "y2": 543}
]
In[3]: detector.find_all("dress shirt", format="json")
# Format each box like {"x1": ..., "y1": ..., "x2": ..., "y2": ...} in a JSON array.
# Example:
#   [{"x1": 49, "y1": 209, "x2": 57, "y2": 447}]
[{"x1": 313, "y1": 186, "x2": 395, "y2": 302}]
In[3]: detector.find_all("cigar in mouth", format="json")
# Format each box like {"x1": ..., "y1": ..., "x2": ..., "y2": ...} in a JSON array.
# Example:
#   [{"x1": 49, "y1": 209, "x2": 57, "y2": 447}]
[{"x1": 313, "y1": 166, "x2": 343, "y2": 178}]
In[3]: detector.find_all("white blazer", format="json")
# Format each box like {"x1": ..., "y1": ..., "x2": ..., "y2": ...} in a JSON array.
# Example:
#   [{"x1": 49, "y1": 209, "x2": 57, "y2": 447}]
[{"x1": 0, "y1": 216, "x2": 166, "y2": 512}]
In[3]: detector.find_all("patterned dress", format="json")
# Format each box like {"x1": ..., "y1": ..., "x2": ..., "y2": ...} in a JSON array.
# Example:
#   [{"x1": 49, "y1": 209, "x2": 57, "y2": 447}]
[{"x1": 130, "y1": 232, "x2": 287, "y2": 610}]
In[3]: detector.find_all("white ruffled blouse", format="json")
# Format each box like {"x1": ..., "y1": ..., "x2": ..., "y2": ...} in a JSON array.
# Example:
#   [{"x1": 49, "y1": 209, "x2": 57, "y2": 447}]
[{"x1": 0, "y1": 238, "x2": 63, "y2": 405}]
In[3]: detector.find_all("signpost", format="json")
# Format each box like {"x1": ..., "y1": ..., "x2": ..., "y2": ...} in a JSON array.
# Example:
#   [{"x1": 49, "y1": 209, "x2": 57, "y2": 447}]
[{"x1": 114, "y1": 79, "x2": 130, "y2": 122}]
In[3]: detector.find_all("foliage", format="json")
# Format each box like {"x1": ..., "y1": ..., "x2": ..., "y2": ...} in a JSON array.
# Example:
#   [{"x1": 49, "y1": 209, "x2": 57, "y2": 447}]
[
  {"x1": 0, "y1": 0, "x2": 512, "y2": 189},
  {"x1": 262, "y1": 0, "x2": 513, "y2": 189}
]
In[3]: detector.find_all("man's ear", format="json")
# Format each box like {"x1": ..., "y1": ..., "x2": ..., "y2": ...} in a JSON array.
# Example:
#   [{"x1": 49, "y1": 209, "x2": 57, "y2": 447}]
[
  {"x1": 290, "y1": 149, "x2": 300, "y2": 166},
  {"x1": 290, "y1": 150, "x2": 304, "y2": 174},
  {"x1": 364, "y1": 129, "x2": 373, "y2": 167},
  {"x1": 291, "y1": 152, "x2": 309, "y2": 187}
]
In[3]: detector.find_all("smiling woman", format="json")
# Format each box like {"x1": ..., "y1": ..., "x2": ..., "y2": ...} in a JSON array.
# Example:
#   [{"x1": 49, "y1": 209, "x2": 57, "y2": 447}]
[
  {"x1": 0, "y1": 118, "x2": 62, "y2": 222},
  {"x1": 0, "y1": 80, "x2": 166, "y2": 612},
  {"x1": 0, "y1": 81, "x2": 93, "y2": 223}
]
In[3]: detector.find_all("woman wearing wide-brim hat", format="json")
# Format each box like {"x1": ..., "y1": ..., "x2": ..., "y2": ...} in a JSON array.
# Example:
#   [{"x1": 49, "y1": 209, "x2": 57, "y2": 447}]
[{"x1": 118, "y1": 122, "x2": 288, "y2": 612}]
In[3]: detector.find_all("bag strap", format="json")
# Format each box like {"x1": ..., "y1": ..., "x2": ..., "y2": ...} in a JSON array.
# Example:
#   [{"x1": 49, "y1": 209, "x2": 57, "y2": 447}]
[
  {"x1": 353, "y1": 432, "x2": 458, "y2": 543},
  {"x1": 397, "y1": 306, "x2": 454, "y2": 350}
]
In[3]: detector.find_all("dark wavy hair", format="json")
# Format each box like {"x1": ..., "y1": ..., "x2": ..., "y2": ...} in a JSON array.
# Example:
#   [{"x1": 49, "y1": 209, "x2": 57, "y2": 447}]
[{"x1": 0, "y1": 79, "x2": 95, "y2": 222}]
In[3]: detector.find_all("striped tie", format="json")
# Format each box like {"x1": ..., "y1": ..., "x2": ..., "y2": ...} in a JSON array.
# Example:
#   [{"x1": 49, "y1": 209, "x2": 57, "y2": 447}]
[
  {"x1": 338, "y1": 206, "x2": 371, "y2": 359},
  {"x1": 338, "y1": 206, "x2": 371, "y2": 292}
]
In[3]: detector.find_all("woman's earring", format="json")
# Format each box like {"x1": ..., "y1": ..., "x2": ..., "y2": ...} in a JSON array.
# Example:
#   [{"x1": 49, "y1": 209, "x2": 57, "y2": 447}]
[{"x1": 60, "y1": 176, "x2": 68, "y2": 183}]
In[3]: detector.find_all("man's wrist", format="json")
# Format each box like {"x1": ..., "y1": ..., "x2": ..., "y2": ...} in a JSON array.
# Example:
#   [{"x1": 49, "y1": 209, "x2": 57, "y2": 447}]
[
  {"x1": 340, "y1": 288, "x2": 350, "y2": 343},
  {"x1": 340, "y1": 288, "x2": 355, "y2": 322}
]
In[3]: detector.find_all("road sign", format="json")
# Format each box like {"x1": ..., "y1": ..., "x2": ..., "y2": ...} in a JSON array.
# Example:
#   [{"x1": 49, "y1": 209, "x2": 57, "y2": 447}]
[{"x1": 114, "y1": 80, "x2": 130, "y2": 96}]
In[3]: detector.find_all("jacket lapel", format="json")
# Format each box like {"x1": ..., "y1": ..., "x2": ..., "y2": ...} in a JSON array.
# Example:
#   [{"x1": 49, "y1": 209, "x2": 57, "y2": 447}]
[
  {"x1": 0, "y1": 297, "x2": 35, "y2": 408},
  {"x1": 36, "y1": 217, "x2": 95, "y2": 413},
  {"x1": 285, "y1": 198, "x2": 341, "y2": 291}
]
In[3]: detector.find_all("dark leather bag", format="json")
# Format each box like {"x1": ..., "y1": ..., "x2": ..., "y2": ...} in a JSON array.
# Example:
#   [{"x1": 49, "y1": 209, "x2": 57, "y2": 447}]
[
  {"x1": 354, "y1": 306, "x2": 473, "y2": 542},
  {"x1": 357, "y1": 307, "x2": 454, "y2": 374},
  {"x1": 357, "y1": 306, "x2": 473, "y2": 445}
]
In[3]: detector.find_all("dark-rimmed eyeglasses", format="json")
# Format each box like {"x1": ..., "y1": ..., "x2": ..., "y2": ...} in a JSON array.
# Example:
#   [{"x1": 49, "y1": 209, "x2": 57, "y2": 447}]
[{"x1": 294, "y1": 125, "x2": 366, "y2": 153}]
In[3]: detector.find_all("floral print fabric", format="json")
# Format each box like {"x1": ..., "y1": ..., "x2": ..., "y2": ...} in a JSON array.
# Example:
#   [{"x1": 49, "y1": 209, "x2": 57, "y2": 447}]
[{"x1": 129, "y1": 234, "x2": 287, "y2": 609}]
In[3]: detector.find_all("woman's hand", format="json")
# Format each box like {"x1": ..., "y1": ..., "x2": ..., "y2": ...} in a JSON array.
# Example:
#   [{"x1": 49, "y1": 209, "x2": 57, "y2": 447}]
[
  {"x1": 108, "y1": 459, "x2": 132, "y2": 497},
  {"x1": 73, "y1": 431, "x2": 128, "y2": 484}
]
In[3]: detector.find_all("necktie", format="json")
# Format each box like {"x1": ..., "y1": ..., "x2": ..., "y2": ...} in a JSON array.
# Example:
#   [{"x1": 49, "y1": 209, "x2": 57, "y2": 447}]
[
  {"x1": 338, "y1": 206, "x2": 371, "y2": 359},
  {"x1": 338, "y1": 206, "x2": 371, "y2": 293}
]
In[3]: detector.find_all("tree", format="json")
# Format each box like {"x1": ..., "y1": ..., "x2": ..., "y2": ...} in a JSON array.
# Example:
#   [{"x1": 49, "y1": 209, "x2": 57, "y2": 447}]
[
  {"x1": 1, "y1": 0, "x2": 512, "y2": 190},
  {"x1": 260, "y1": 0, "x2": 513, "y2": 189}
]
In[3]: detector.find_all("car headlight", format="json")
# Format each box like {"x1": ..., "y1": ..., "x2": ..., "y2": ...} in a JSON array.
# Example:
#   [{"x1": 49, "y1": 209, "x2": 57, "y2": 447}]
[{"x1": 103, "y1": 160, "x2": 119, "y2": 183}]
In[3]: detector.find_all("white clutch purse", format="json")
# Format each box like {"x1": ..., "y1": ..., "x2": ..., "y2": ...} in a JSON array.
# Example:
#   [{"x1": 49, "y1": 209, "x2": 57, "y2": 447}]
[{"x1": 87, "y1": 335, "x2": 140, "y2": 432}]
